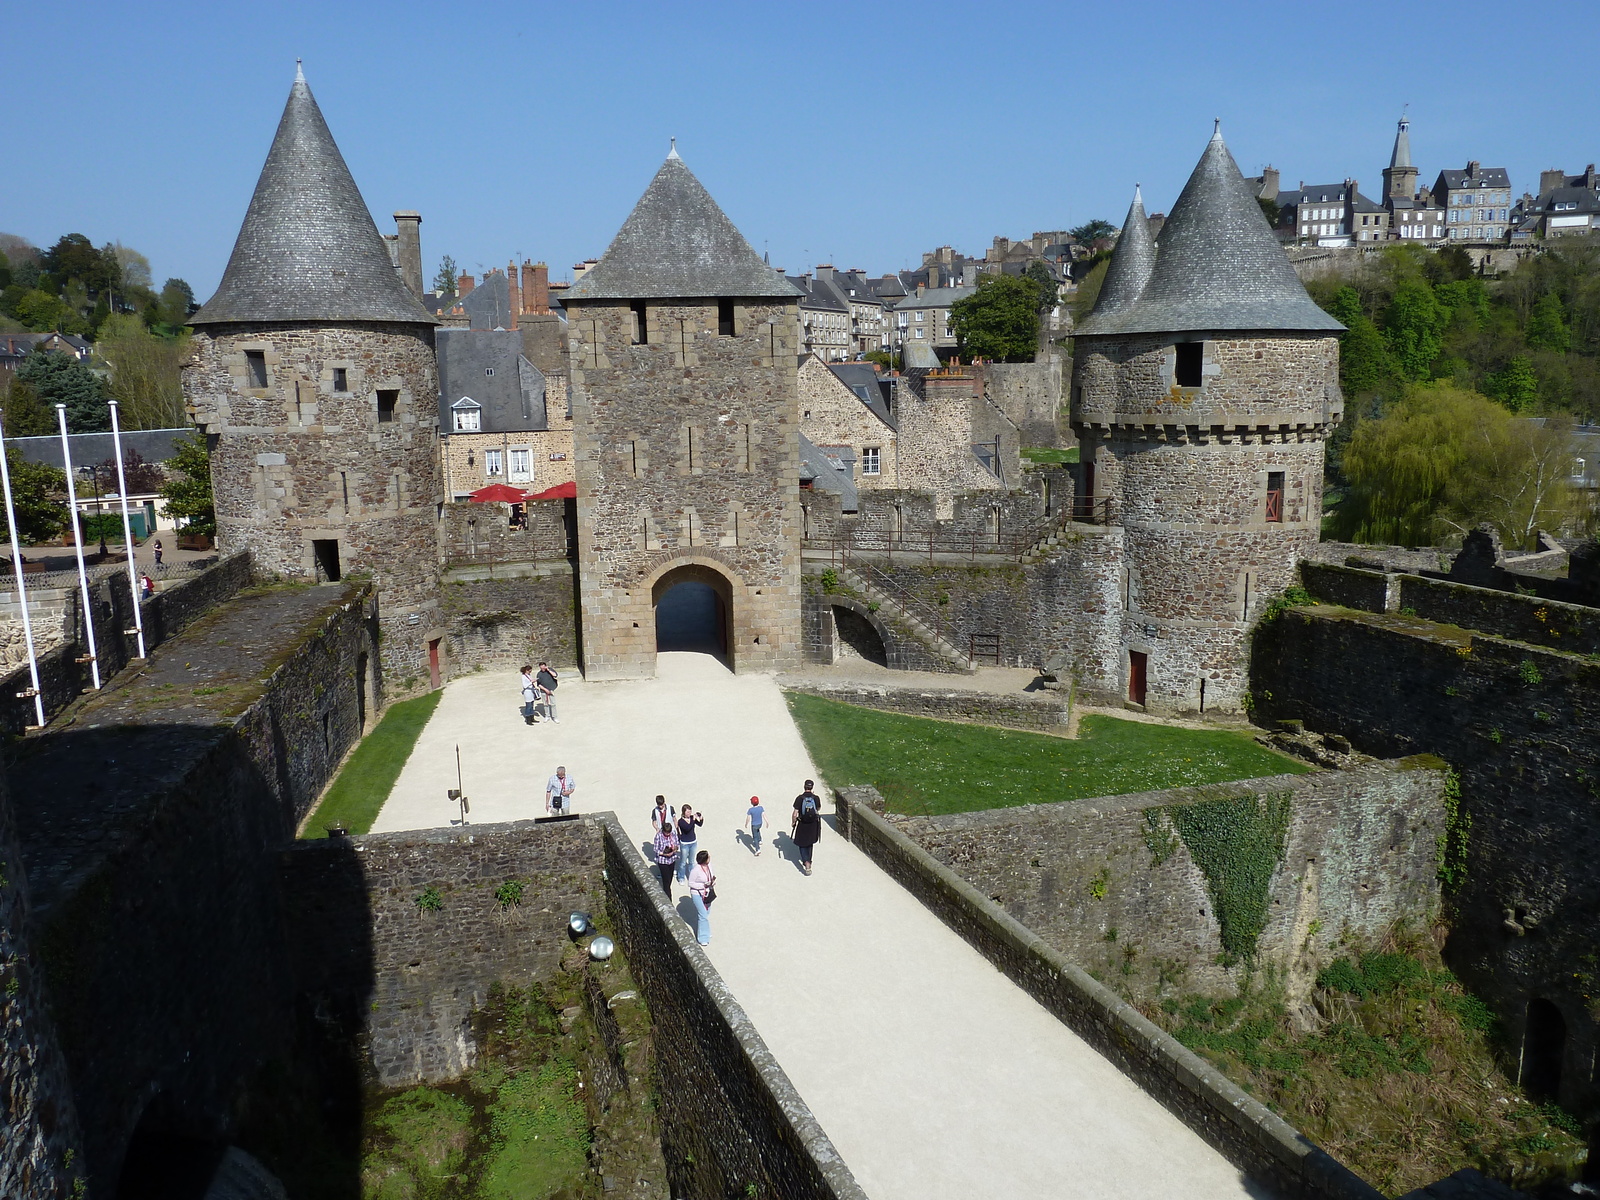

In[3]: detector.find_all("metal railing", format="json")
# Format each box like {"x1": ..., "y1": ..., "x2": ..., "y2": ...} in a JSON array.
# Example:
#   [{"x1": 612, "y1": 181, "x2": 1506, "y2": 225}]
[
  {"x1": 443, "y1": 539, "x2": 575, "y2": 572},
  {"x1": 1070, "y1": 496, "x2": 1117, "y2": 526},
  {"x1": 836, "y1": 553, "x2": 963, "y2": 654}
]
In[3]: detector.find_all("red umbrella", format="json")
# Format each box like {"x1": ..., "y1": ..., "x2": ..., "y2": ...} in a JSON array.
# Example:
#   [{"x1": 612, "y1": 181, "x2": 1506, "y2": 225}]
[
  {"x1": 526, "y1": 481, "x2": 576, "y2": 500},
  {"x1": 469, "y1": 483, "x2": 529, "y2": 503}
]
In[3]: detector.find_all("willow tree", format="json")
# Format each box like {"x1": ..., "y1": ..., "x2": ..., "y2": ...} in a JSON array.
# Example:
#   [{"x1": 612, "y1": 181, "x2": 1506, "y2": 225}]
[
  {"x1": 96, "y1": 312, "x2": 191, "y2": 429},
  {"x1": 1331, "y1": 384, "x2": 1578, "y2": 547}
]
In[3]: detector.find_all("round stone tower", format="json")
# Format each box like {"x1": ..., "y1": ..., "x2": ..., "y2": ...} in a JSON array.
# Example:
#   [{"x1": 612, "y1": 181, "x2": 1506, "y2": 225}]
[
  {"x1": 183, "y1": 65, "x2": 443, "y2": 683},
  {"x1": 1071, "y1": 126, "x2": 1345, "y2": 714}
]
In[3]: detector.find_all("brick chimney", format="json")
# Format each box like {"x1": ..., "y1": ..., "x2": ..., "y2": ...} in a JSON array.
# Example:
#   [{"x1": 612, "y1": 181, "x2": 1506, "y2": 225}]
[
  {"x1": 507, "y1": 260, "x2": 520, "y2": 330},
  {"x1": 1541, "y1": 168, "x2": 1566, "y2": 197},
  {"x1": 1260, "y1": 166, "x2": 1280, "y2": 199},
  {"x1": 392, "y1": 211, "x2": 423, "y2": 299},
  {"x1": 458, "y1": 272, "x2": 475, "y2": 298},
  {"x1": 816, "y1": 264, "x2": 835, "y2": 281}
]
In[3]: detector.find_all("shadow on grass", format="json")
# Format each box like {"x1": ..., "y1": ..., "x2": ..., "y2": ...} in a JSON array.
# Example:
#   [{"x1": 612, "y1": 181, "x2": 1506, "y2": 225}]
[{"x1": 300, "y1": 690, "x2": 444, "y2": 838}]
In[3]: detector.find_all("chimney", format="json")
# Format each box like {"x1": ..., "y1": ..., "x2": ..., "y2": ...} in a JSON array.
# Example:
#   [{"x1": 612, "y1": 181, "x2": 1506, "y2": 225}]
[
  {"x1": 1261, "y1": 166, "x2": 1280, "y2": 199},
  {"x1": 1540, "y1": 169, "x2": 1565, "y2": 197},
  {"x1": 393, "y1": 211, "x2": 423, "y2": 299},
  {"x1": 962, "y1": 264, "x2": 977, "y2": 286},
  {"x1": 1587, "y1": 164, "x2": 1598, "y2": 190},
  {"x1": 507, "y1": 261, "x2": 520, "y2": 330},
  {"x1": 816, "y1": 264, "x2": 835, "y2": 281},
  {"x1": 532, "y1": 262, "x2": 549, "y2": 314},
  {"x1": 458, "y1": 272, "x2": 475, "y2": 297},
  {"x1": 1467, "y1": 160, "x2": 1480, "y2": 178}
]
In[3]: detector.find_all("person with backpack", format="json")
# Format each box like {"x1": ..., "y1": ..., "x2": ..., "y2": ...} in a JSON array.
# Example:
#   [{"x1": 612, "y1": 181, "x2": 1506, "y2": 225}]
[
  {"x1": 519, "y1": 665, "x2": 539, "y2": 725},
  {"x1": 744, "y1": 796, "x2": 766, "y2": 856},
  {"x1": 675, "y1": 804, "x2": 704, "y2": 883},
  {"x1": 535, "y1": 661, "x2": 560, "y2": 723},
  {"x1": 792, "y1": 780, "x2": 823, "y2": 875},
  {"x1": 652, "y1": 818, "x2": 681, "y2": 896},
  {"x1": 687, "y1": 849, "x2": 715, "y2": 945}
]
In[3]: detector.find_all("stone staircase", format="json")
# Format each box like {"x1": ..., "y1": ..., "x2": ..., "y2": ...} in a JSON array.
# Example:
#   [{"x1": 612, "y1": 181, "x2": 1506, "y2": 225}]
[{"x1": 829, "y1": 561, "x2": 976, "y2": 674}]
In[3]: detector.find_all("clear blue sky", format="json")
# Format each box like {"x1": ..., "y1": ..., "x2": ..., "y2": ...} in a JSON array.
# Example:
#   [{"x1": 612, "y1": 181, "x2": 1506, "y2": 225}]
[{"x1": 4, "y1": 0, "x2": 1594, "y2": 299}]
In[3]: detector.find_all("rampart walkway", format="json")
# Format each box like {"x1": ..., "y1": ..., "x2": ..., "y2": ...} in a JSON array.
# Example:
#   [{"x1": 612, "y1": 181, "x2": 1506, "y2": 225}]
[{"x1": 374, "y1": 654, "x2": 1266, "y2": 1199}]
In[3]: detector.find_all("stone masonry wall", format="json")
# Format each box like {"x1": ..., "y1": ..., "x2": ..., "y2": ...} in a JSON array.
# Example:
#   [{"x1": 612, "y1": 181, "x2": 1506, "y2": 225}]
[
  {"x1": 441, "y1": 564, "x2": 580, "y2": 673},
  {"x1": 1253, "y1": 604, "x2": 1600, "y2": 1114},
  {"x1": 888, "y1": 762, "x2": 1444, "y2": 1003},
  {"x1": 568, "y1": 299, "x2": 803, "y2": 678},
  {"x1": 976, "y1": 358, "x2": 1063, "y2": 448},
  {"x1": 440, "y1": 497, "x2": 574, "y2": 562},
  {"x1": 784, "y1": 678, "x2": 1070, "y2": 733},
  {"x1": 282, "y1": 818, "x2": 604, "y2": 1087},
  {"x1": 183, "y1": 321, "x2": 443, "y2": 680},
  {"x1": 894, "y1": 371, "x2": 1020, "y2": 508},
  {"x1": 797, "y1": 355, "x2": 898, "y2": 489}
]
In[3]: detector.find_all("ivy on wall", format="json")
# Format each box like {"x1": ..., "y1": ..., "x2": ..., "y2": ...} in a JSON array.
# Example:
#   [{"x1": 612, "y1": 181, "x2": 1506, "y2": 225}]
[
  {"x1": 1435, "y1": 769, "x2": 1470, "y2": 892},
  {"x1": 1161, "y1": 790, "x2": 1293, "y2": 964}
]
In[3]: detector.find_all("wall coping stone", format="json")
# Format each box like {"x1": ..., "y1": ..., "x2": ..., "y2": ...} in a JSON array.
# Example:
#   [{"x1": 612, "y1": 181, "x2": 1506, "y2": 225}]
[{"x1": 833, "y1": 785, "x2": 1382, "y2": 1200}]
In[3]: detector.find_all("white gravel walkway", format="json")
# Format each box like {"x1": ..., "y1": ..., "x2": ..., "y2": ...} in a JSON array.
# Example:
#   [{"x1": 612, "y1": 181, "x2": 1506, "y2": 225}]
[{"x1": 372, "y1": 653, "x2": 1265, "y2": 1200}]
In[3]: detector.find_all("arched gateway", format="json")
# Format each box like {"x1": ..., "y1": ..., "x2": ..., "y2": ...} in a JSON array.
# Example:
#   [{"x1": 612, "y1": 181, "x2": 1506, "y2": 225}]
[{"x1": 654, "y1": 563, "x2": 732, "y2": 662}]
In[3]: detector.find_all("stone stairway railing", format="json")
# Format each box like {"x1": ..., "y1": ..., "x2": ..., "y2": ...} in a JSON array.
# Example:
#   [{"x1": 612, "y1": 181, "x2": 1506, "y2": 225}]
[{"x1": 831, "y1": 560, "x2": 976, "y2": 673}]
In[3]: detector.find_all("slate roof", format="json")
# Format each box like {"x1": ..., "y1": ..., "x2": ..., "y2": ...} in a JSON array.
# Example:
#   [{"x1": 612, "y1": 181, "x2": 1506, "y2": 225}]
[
  {"x1": 902, "y1": 339, "x2": 941, "y2": 368},
  {"x1": 1389, "y1": 117, "x2": 1413, "y2": 170},
  {"x1": 1534, "y1": 186, "x2": 1600, "y2": 215},
  {"x1": 1092, "y1": 186, "x2": 1156, "y2": 320},
  {"x1": 192, "y1": 67, "x2": 435, "y2": 326},
  {"x1": 798, "y1": 432, "x2": 858, "y2": 512},
  {"x1": 1436, "y1": 166, "x2": 1511, "y2": 191},
  {"x1": 445, "y1": 273, "x2": 513, "y2": 330},
  {"x1": 1077, "y1": 128, "x2": 1343, "y2": 337},
  {"x1": 893, "y1": 286, "x2": 974, "y2": 311},
  {"x1": 827, "y1": 361, "x2": 897, "y2": 429},
  {"x1": 794, "y1": 276, "x2": 848, "y2": 312},
  {"x1": 564, "y1": 151, "x2": 800, "y2": 301},
  {"x1": 436, "y1": 329, "x2": 547, "y2": 434}
]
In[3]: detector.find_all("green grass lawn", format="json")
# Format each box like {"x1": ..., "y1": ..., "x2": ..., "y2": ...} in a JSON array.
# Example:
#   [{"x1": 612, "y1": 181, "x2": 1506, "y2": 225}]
[
  {"x1": 785, "y1": 693, "x2": 1308, "y2": 815},
  {"x1": 301, "y1": 690, "x2": 443, "y2": 837},
  {"x1": 1021, "y1": 446, "x2": 1079, "y2": 465}
]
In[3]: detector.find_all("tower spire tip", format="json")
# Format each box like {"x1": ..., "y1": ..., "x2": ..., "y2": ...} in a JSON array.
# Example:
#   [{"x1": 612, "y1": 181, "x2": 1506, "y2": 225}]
[{"x1": 295, "y1": 58, "x2": 305, "y2": 83}]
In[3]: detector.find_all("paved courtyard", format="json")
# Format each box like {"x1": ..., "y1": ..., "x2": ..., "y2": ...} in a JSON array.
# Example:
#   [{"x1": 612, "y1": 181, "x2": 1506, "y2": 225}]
[{"x1": 373, "y1": 653, "x2": 1266, "y2": 1200}]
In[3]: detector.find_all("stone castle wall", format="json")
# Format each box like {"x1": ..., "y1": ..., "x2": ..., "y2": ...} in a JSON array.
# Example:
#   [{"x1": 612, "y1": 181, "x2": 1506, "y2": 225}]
[
  {"x1": 183, "y1": 321, "x2": 444, "y2": 680},
  {"x1": 441, "y1": 564, "x2": 580, "y2": 674},
  {"x1": 568, "y1": 299, "x2": 804, "y2": 678},
  {"x1": 1253, "y1": 602, "x2": 1600, "y2": 1114},
  {"x1": 976, "y1": 357, "x2": 1063, "y2": 448}
]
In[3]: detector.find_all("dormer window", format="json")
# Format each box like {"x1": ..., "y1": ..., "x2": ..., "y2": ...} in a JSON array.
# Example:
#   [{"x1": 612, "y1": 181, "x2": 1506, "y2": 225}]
[
  {"x1": 485, "y1": 367, "x2": 495, "y2": 376},
  {"x1": 451, "y1": 397, "x2": 481, "y2": 432}
]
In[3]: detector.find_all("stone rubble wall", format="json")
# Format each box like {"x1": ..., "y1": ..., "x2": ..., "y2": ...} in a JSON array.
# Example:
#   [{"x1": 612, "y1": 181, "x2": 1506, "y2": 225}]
[
  {"x1": 782, "y1": 678, "x2": 1070, "y2": 733},
  {"x1": 797, "y1": 356, "x2": 898, "y2": 489},
  {"x1": 441, "y1": 564, "x2": 580, "y2": 675},
  {"x1": 975, "y1": 357, "x2": 1064, "y2": 448}
]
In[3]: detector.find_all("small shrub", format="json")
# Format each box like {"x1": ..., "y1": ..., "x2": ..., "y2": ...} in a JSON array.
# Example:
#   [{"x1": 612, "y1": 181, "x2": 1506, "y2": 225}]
[
  {"x1": 415, "y1": 886, "x2": 443, "y2": 913},
  {"x1": 820, "y1": 568, "x2": 838, "y2": 594},
  {"x1": 1518, "y1": 659, "x2": 1543, "y2": 686},
  {"x1": 1259, "y1": 585, "x2": 1314, "y2": 624},
  {"x1": 1088, "y1": 867, "x2": 1109, "y2": 900},
  {"x1": 1400, "y1": 606, "x2": 1419, "y2": 617},
  {"x1": 494, "y1": 879, "x2": 525, "y2": 909}
]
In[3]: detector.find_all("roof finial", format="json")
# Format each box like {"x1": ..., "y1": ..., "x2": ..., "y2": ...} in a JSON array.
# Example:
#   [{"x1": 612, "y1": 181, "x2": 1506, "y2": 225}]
[
  {"x1": 1134, "y1": 182, "x2": 1143, "y2": 204},
  {"x1": 295, "y1": 58, "x2": 305, "y2": 83},
  {"x1": 668, "y1": 137, "x2": 680, "y2": 161},
  {"x1": 1212, "y1": 118, "x2": 1222, "y2": 141}
]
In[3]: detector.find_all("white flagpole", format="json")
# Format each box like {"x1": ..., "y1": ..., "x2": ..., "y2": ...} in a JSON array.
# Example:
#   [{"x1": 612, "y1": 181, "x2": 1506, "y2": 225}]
[
  {"x1": 56, "y1": 405, "x2": 100, "y2": 690},
  {"x1": 108, "y1": 402, "x2": 146, "y2": 659},
  {"x1": 0, "y1": 415, "x2": 47, "y2": 728}
]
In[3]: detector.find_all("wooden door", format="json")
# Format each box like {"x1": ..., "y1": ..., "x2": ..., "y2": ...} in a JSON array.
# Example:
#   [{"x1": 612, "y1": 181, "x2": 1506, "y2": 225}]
[
  {"x1": 1128, "y1": 650, "x2": 1148, "y2": 706},
  {"x1": 428, "y1": 639, "x2": 441, "y2": 690}
]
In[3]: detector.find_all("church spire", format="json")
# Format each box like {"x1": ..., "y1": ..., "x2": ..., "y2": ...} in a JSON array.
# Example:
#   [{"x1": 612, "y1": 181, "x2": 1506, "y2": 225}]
[
  {"x1": 1389, "y1": 114, "x2": 1413, "y2": 171},
  {"x1": 191, "y1": 68, "x2": 434, "y2": 326}
]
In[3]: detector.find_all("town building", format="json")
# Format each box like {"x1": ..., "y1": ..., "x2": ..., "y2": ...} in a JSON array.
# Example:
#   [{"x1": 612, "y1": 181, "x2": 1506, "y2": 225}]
[
  {"x1": 831, "y1": 268, "x2": 889, "y2": 356},
  {"x1": 0, "y1": 332, "x2": 91, "y2": 386},
  {"x1": 563, "y1": 147, "x2": 805, "y2": 679},
  {"x1": 1073, "y1": 125, "x2": 1344, "y2": 712},
  {"x1": 1379, "y1": 116, "x2": 1445, "y2": 243},
  {"x1": 1512, "y1": 165, "x2": 1600, "y2": 240},
  {"x1": 797, "y1": 354, "x2": 897, "y2": 490},
  {"x1": 792, "y1": 270, "x2": 850, "y2": 361},
  {"x1": 1434, "y1": 162, "x2": 1513, "y2": 242},
  {"x1": 182, "y1": 65, "x2": 444, "y2": 677},
  {"x1": 892, "y1": 282, "x2": 973, "y2": 358},
  {"x1": 1273, "y1": 180, "x2": 1388, "y2": 245}
]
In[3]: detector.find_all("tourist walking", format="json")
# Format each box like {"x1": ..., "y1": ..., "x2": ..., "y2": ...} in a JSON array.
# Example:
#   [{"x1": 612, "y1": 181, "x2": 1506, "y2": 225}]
[
  {"x1": 546, "y1": 766, "x2": 575, "y2": 815},
  {"x1": 520, "y1": 665, "x2": 539, "y2": 724},
  {"x1": 536, "y1": 661, "x2": 560, "y2": 723},
  {"x1": 744, "y1": 796, "x2": 766, "y2": 856},
  {"x1": 652, "y1": 820, "x2": 680, "y2": 897},
  {"x1": 792, "y1": 780, "x2": 822, "y2": 875},
  {"x1": 650, "y1": 794, "x2": 675, "y2": 833},
  {"x1": 152, "y1": 539, "x2": 163, "y2": 567},
  {"x1": 676, "y1": 804, "x2": 704, "y2": 882},
  {"x1": 687, "y1": 850, "x2": 715, "y2": 945}
]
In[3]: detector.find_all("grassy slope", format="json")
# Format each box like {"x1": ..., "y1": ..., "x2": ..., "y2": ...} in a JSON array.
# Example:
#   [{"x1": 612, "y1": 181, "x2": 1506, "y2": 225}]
[
  {"x1": 785, "y1": 693, "x2": 1307, "y2": 815},
  {"x1": 301, "y1": 690, "x2": 443, "y2": 837}
]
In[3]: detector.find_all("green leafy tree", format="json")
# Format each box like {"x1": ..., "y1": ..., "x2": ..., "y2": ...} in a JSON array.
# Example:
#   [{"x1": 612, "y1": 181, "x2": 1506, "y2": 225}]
[
  {"x1": 1024, "y1": 260, "x2": 1059, "y2": 310},
  {"x1": 2, "y1": 379, "x2": 56, "y2": 437},
  {"x1": 433, "y1": 255, "x2": 459, "y2": 299},
  {"x1": 1382, "y1": 279, "x2": 1446, "y2": 380},
  {"x1": 12, "y1": 289, "x2": 69, "y2": 332},
  {"x1": 1069, "y1": 219, "x2": 1117, "y2": 247},
  {"x1": 0, "y1": 449, "x2": 68, "y2": 545},
  {"x1": 949, "y1": 274, "x2": 1043, "y2": 362},
  {"x1": 1483, "y1": 356, "x2": 1539, "y2": 412},
  {"x1": 1525, "y1": 294, "x2": 1572, "y2": 353},
  {"x1": 160, "y1": 432, "x2": 214, "y2": 536},
  {"x1": 97, "y1": 313, "x2": 192, "y2": 429},
  {"x1": 1257, "y1": 195, "x2": 1281, "y2": 227},
  {"x1": 16, "y1": 348, "x2": 108, "y2": 432}
]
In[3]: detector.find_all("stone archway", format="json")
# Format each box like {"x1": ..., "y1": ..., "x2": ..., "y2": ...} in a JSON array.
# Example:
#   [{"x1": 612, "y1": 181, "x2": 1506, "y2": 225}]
[
  {"x1": 833, "y1": 603, "x2": 888, "y2": 666},
  {"x1": 653, "y1": 563, "x2": 733, "y2": 665},
  {"x1": 1520, "y1": 997, "x2": 1566, "y2": 1103}
]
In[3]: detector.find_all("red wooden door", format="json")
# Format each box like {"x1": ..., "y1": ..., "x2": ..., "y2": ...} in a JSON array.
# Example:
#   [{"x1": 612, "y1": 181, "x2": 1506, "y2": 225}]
[
  {"x1": 1128, "y1": 650, "x2": 1148, "y2": 706},
  {"x1": 428, "y1": 639, "x2": 441, "y2": 690}
]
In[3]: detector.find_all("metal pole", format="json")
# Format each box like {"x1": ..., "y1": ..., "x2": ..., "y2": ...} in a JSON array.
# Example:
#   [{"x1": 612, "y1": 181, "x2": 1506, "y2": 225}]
[
  {"x1": 109, "y1": 402, "x2": 146, "y2": 659},
  {"x1": 57, "y1": 406, "x2": 100, "y2": 689},
  {"x1": 0, "y1": 415, "x2": 47, "y2": 728}
]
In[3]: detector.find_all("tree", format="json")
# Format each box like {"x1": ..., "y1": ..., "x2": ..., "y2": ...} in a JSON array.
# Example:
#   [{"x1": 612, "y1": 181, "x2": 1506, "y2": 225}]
[
  {"x1": 1382, "y1": 279, "x2": 1446, "y2": 380},
  {"x1": 145, "y1": 279, "x2": 196, "y2": 334},
  {"x1": 16, "y1": 348, "x2": 109, "y2": 432},
  {"x1": 433, "y1": 255, "x2": 458, "y2": 299},
  {"x1": 11, "y1": 289, "x2": 69, "y2": 331},
  {"x1": 2, "y1": 379, "x2": 56, "y2": 437},
  {"x1": 1024, "y1": 260, "x2": 1059, "y2": 310},
  {"x1": 949, "y1": 274, "x2": 1043, "y2": 362},
  {"x1": 1483, "y1": 356, "x2": 1539, "y2": 413},
  {"x1": 0, "y1": 449, "x2": 68, "y2": 545},
  {"x1": 97, "y1": 312, "x2": 192, "y2": 428},
  {"x1": 96, "y1": 448, "x2": 163, "y2": 493},
  {"x1": 1257, "y1": 196, "x2": 1281, "y2": 227},
  {"x1": 160, "y1": 432, "x2": 214, "y2": 536},
  {"x1": 1330, "y1": 383, "x2": 1576, "y2": 547},
  {"x1": 1069, "y1": 219, "x2": 1116, "y2": 247},
  {"x1": 1525, "y1": 294, "x2": 1572, "y2": 353}
]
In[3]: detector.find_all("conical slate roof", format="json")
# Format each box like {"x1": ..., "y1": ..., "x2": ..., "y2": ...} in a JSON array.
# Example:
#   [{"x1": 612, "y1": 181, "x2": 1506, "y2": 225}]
[
  {"x1": 191, "y1": 67, "x2": 435, "y2": 326},
  {"x1": 564, "y1": 150, "x2": 800, "y2": 301},
  {"x1": 1088, "y1": 186, "x2": 1156, "y2": 321},
  {"x1": 1389, "y1": 116, "x2": 1413, "y2": 170},
  {"x1": 1077, "y1": 127, "x2": 1342, "y2": 337}
]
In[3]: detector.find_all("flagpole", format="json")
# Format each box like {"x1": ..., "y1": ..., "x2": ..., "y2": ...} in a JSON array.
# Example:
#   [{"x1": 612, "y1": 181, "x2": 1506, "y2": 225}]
[
  {"x1": 56, "y1": 405, "x2": 100, "y2": 690},
  {"x1": 0, "y1": 415, "x2": 47, "y2": 728},
  {"x1": 108, "y1": 402, "x2": 146, "y2": 659}
]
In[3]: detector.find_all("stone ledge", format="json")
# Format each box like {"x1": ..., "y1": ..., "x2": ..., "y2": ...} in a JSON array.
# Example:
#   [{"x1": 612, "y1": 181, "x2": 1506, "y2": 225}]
[
  {"x1": 833, "y1": 785, "x2": 1383, "y2": 1200},
  {"x1": 782, "y1": 678, "x2": 1069, "y2": 734}
]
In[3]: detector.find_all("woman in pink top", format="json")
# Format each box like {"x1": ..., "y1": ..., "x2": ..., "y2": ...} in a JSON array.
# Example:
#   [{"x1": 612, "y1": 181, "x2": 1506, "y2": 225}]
[{"x1": 687, "y1": 849, "x2": 715, "y2": 946}]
